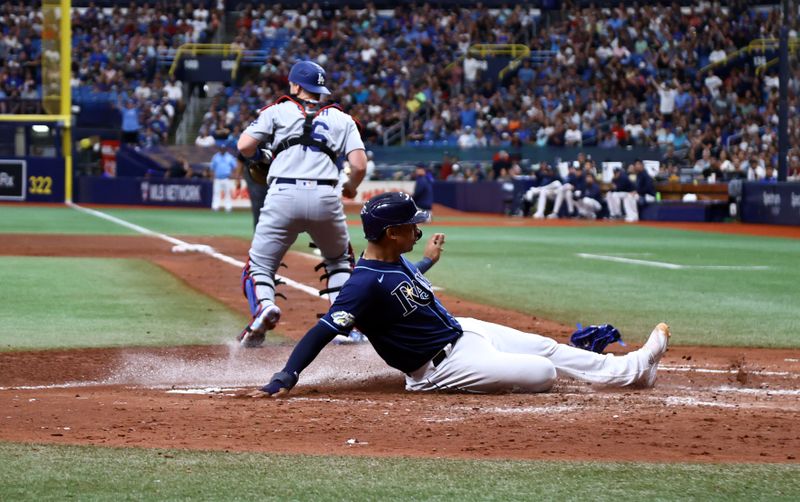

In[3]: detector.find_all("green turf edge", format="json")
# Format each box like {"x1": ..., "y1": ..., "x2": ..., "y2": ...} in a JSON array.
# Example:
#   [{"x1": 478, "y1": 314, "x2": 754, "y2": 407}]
[
  {"x1": 1, "y1": 442, "x2": 799, "y2": 501},
  {"x1": 0, "y1": 256, "x2": 252, "y2": 351}
]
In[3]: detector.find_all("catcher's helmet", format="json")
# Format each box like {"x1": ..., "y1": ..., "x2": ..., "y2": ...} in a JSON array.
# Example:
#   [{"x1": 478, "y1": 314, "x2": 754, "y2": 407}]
[
  {"x1": 361, "y1": 192, "x2": 429, "y2": 242},
  {"x1": 288, "y1": 60, "x2": 331, "y2": 95}
]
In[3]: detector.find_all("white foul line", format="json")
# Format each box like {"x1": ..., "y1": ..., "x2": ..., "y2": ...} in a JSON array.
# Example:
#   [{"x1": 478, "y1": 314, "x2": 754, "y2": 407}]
[
  {"x1": 67, "y1": 203, "x2": 325, "y2": 299},
  {"x1": 576, "y1": 253, "x2": 769, "y2": 271}
]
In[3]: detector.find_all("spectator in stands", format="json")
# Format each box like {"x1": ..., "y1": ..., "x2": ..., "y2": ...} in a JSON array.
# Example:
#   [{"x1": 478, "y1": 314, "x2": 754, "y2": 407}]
[
  {"x1": 117, "y1": 99, "x2": 141, "y2": 145},
  {"x1": 457, "y1": 126, "x2": 478, "y2": 149},
  {"x1": 653, "y1": 78, "x2": 678, "y2": 125},
  {"x1": 210, "y1": 145, "x2": 237, "y2": 213},
  {"x1": 789, "y1": 155, "x2": 800, "y2": 181},
  {"x1": 447, "y1": 163, "x2": 466, "y2": 181},
  {"x1": 412, "y1": 163, "x2": 434, "y2": 221},
  {"x1": 140, "y1": 126, "x2": 160, "y2": 150},
  {"x1": 564, "y1": 123, "x2": 582, "y2": 147},
  {"x1": 196, "y1": 126, "x2": 216, "y2": 148},
  {"x1": 746, "y1": 154, "x2": 766, "y2": 181},
  {"x1": 693, "y1": 147, "x2": 713, "y2": 174},
  {"x1": 165, "y1": 156, "x2": 193, "y2": 179},
  {"x1": 761, "y1": 165, "x2": 778, "y2": 184},
  {"x1": 365, "y1": 151, "x2": 376, "y2": 181},
  {"x1": 463, "y1": 54, "x2": 488, "y2": 91}
]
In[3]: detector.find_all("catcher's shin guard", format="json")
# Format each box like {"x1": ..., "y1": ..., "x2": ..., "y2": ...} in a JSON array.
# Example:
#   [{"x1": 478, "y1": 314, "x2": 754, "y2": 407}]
[
  {"x1": 241, "y1": 260, "x2": 286, "y2": 316},
  {"x1": 316, "y1": 243, "x2": 355, "y2": 304}
]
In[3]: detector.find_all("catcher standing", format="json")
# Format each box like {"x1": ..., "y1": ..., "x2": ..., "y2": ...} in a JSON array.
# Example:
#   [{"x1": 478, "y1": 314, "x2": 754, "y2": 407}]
[
  {"x1": 255, "y1": 192, "x2": 671, "y2": 396},
  {"x1": 236, "y1": 60, "x2": 367, "y2": 347}
]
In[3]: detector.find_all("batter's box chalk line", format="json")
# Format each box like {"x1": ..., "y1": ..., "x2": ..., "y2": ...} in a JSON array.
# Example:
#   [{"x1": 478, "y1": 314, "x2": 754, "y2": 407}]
[{"x1": 171, "y1": 243, "x2": 216, "y2": 254}]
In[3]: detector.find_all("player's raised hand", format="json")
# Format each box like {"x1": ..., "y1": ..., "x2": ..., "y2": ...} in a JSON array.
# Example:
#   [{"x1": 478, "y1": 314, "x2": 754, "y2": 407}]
[{"x1": 423, "y1": 233, "x2": 446, "y2": 264}]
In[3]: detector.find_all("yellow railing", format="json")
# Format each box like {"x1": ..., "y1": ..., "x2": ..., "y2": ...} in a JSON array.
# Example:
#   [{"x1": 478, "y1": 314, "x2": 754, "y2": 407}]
[
  {"x1": 168, "y1": 43, "x2": 243, "y2": 79},
  {"x1": 699, "y1": 38, "x2": 800, "y2": 75},
  {"x1": 444, "y1": 44, "x2": 531, "y2": 80}
]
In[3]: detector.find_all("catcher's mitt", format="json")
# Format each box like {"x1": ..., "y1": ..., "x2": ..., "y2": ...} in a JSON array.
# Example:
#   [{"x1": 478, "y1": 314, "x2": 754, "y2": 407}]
[
  {"x1": 570, "y1": 324, "x2": 625, "y2": 353},
  {"x1": 240, "y1": 146, "x2": 273, "y2": 186}
]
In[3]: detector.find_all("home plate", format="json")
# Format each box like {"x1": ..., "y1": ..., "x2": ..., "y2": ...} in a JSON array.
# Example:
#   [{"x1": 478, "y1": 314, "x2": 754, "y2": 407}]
[{"x1": 166, "y1": 387, "x2": 239, "y2": 395}]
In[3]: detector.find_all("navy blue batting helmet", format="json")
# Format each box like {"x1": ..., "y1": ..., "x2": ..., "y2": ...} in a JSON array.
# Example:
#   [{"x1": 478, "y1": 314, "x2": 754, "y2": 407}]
[
  {"x1": 288, "y1": 60, "x2": 331, "y2": 95},
  {"x1": 361, "y1": 192, "x2": 429, "y2": 242}
]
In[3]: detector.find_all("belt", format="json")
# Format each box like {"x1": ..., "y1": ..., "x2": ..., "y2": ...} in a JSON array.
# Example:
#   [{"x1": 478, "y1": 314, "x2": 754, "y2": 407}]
[
  {"x1": 273, "y1": 177, "x2": 337, "y2": 186},
  {"x1": 431, "y1": 336, "x2": 460, "y2": 367}
]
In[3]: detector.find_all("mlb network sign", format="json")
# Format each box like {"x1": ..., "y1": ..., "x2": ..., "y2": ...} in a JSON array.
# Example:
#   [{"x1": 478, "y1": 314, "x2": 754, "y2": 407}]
[
  {"x1": 140, "y1": 180, "x2": 203, "y2": 204},
  {"x1": 0, "y1": 159, "x2": 26, "y2": 200}
]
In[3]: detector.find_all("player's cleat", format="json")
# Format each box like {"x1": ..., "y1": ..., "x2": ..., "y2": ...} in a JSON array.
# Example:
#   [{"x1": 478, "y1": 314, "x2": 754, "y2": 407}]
[
  {"x1": 634, "y1": 322, "x2": 671, "y2": 387},
  {"x1": 546, "y1": 213, "x2": 559, "y2": 219},
  {"x1": 237, "y1": 303, "x2": 281, "y2": 348},
  {"x1": 333, "y1": 329, "x2": 368, "y2": 345}
]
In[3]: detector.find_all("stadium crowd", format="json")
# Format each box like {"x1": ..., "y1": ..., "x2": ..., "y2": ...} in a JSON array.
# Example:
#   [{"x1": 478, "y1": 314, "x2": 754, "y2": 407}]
[
  {"x1": 198, "y1": 1, "x2": 798, "y2": 183},
  {"x1": 1, "y1": 1, "x2": 798, "y2": 183},
  {"x1": 0, "y1": 1, "x2": 220, "y2": 145}
]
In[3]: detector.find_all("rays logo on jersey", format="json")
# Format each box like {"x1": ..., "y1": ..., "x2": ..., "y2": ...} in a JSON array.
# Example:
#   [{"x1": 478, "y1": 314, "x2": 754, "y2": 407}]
[
  {"x1": 391, "y1": 272, "x2": 434, "y2": 316},
  {"x1": 331, "y1": 311, "x2": 355, "y2": 328}
]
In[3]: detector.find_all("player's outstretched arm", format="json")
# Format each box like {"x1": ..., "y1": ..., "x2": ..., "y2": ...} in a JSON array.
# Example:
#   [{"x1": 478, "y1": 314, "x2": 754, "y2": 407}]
[
  {"x1": 251, "y1": 322, "x2": 337, "y2": 398},
  {"x1": 416, "y1": 233, "x2": 446, "y2": 273}
]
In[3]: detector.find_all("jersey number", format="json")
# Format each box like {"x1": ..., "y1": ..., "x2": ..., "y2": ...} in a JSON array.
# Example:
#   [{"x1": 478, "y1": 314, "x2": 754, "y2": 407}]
[{"x1": 303, "y1": 121, "x2": 329, "y2": 153}]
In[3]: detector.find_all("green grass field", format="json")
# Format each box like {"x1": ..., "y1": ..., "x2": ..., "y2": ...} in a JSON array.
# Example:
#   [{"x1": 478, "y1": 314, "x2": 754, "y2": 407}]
[
  {"x1": 0, "y1": 256, "x2": 246, "y2": 350},
  {"x1": 1, "y1": 443, "x2": 799, "y2": 501},
  {"x1": 1, "y1": 205, "x2": 798, "y2": 348},
  {"x1": 2, "y1": 204, "x2": 798, "y2": 500}
]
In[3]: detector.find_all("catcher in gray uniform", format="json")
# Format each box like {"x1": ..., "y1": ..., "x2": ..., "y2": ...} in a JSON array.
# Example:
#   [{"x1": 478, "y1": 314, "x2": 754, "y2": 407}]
[{"x1": 236, "y1": 60, "x2": 367, "y2": 347}]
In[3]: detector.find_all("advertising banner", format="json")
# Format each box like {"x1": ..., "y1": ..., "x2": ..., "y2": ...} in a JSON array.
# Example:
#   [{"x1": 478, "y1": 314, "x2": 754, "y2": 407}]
[
  {"x1": 76, "y1": 176, "x2": 212, "y2": 207},
  {"x1": 0, "y1": 157, "x2": 65, "y2": 203},
  {"x1": 0, "y1": 159, "x2": 25, "y2": 200},
  {"x1": 741, "y1": 182, "x2": 800, "y2": 226}
]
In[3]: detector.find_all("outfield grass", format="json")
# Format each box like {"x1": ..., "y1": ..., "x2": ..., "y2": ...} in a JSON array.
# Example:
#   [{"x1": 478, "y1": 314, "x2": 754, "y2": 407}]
[
  {"x1": 2, "y1": 205, "x2": 799, "y2": 349},
  {"x1": 0, "y1": 206, "x2": 136, "y2": 235},
  {"x1": 1, "y1": 443, "x2": 798, "y2": 501},
  {"x1": 0, "y1": 257, "x2": 248, "y2": 350}
]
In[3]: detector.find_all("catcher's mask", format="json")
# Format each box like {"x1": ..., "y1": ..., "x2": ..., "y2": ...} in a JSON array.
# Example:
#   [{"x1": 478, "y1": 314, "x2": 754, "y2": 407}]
[
  {"x1": 361, "y1": 192, "x2": 429, "y2": 242},
  {"x1": 288, "y1": 60, "x2": 331, "y2": 95}
]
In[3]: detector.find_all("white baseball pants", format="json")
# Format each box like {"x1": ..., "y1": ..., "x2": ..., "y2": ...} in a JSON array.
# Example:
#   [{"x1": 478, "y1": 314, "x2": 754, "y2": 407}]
[
  {"x1": 405, "y1": 318, "x2": 651, "y2": 393},
  {"x1": 552, "y1": 183, "x2": 575, "y2": 216},
  {"x1": 212, "y1": 178, "x2": 235, "y2": 212},
  {"x1": 531, "y1": 181, "x2": 562, "y2": 218},
  {"x1": 606, "y1": 191, "x2": 633, "y2": 219},
  {"x1": 575, "y1": 197, "x2": 602, "y2": 219}
]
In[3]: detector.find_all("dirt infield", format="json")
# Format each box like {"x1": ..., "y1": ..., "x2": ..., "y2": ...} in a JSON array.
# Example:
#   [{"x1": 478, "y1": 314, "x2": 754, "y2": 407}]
[{"x1": 1, "y1": 231, "x2": 799, "y2": 464}]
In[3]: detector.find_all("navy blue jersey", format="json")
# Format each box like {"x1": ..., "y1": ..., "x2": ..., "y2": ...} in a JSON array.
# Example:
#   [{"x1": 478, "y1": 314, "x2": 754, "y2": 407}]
[
  {"x1": 636, "y1": 170, "x2": 656, "y2": 197},
  {"x1": 612, "y1": 173, "x2": 634, "y2": 192},
  {"x1": 320, "y1": 256, "x2": 462, "y2": 373},
  {"x1": 566, "y1": 172, "x2": 586, "y2": 192},
  {"x1": 583, "y1": 183, "x2": 602, "y2": 202},
  {"x1": 535, "y1": 171, "x2": 561, "y2": 186},
  {"x1": 413, "y1": 176, "x2": 434, "y2": 210}
]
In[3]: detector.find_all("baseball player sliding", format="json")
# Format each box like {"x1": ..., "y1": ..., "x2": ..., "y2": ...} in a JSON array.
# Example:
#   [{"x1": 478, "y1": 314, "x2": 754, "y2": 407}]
[
  {"x1": 236, "y1": 60, "x2": 367, "y2": 347},
  {"x1": 253, "y1": 192, "x2": 671, "y2": 397}
]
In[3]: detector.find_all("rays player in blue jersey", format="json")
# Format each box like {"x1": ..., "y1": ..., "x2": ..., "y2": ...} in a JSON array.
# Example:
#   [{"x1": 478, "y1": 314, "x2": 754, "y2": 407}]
[{"x1": 255, "y1": 192, "x2": 671, "y2": 396}]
